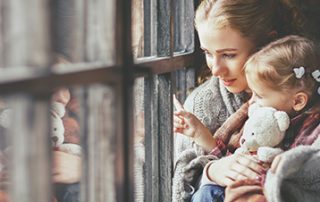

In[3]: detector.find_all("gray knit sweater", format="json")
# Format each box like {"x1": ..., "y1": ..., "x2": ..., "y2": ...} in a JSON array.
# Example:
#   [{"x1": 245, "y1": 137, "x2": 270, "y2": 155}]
[
  {"x1": 173, "y1": 76, "x2": 248, "y2": 202},
  {"x1": 264, "y1": 138, "x2": 320, "y2": 202}
]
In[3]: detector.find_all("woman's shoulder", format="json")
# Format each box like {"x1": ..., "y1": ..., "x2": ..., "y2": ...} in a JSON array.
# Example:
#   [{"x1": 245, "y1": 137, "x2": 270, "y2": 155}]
[{"x1": 183, "y1": 77, "x2": 221, "y2": 111}]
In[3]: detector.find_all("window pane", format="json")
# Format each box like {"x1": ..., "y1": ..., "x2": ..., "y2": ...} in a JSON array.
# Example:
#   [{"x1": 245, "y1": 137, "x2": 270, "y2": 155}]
[
  {"x1": 53, "y1": 0, "x2": 116, "y2": 67},
  {"x1": 133, "y1": 0, "x2": 195, "y2": 62},
  {"x1": 132, "y1": 0, "x2": 144, "y2": 58},
  {"x1": 0, "y1": 95, "x2": 51, "y2": 202},
  {"x1": 174, "y1": 0, "x2": 194, "y2": 53},
  {"x1": 51, "y1": 85, "x2": 117, "y2": 202},
  {"x1": 174, "y1": 68, "x2": 196, "y2": 102},
  {"x1": 51, "y1": 87, "x2": 82, "y2": 202},
  {"x1": 133, "y1": 78, "x2": 145, "y2": 202},
  {"x1": 132, "y1": 0, "x2": 158, "y2": 59},
  {"x1": 82, "y1": 85, "x2": 116, "y2": 202},
  {"x1": 0, "y1": 0, "x2": 50, "y2": 76}
]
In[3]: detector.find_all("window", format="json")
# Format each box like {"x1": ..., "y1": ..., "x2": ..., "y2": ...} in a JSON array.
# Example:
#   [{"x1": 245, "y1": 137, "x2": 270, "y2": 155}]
[{"x1": 0, "y1": 0, "x2": 200, "y2": 201}]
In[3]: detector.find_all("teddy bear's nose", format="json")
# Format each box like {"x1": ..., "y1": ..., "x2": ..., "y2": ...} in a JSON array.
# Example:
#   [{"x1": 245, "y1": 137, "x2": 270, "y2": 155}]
[
  {"x1": 241, "y1": 138, "x2": 245, "y2": 144},
  {"x1": 51, "y1": 136, "x2": 58, "y2": 143}
]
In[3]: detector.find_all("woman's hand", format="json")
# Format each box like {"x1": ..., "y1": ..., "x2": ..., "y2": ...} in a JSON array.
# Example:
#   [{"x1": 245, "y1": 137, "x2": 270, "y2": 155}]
[
  {"x1": 208, "y1": 153, "x2": 266, "y2": 186},
  {"x1": 52, "y1": 151, "x2": 82, "y2": 184},
  {"x1": 174, "y1": 110, "x2": 207, "y2": 138},
  {"x1": 173, "y1": 95, "x2": 216, "y2": 152}
]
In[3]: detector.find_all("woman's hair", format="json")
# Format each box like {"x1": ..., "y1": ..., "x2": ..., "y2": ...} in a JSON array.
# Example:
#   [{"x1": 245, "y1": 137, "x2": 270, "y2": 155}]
[
  {"x1": 245, "y1": 35, "x2": 320, "y2": 100},
  {"x1": 194, "y1": 0, "x2": 306, "y2": 49}
]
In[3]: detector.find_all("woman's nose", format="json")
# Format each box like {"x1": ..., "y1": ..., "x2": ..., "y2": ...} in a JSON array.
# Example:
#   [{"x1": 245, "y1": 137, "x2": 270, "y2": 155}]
[{"x1": 209, "y1": 59, "x2": 227, "y2": 77}]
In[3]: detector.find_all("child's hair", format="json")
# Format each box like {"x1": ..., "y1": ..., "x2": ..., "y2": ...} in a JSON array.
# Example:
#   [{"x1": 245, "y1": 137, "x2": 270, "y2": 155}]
[
  {"x1": 194, "y1": 0, "x2": 306, "y2": 49},
  {"x1": 245, "y1": 35, "x2": 320, "y2": 101}
]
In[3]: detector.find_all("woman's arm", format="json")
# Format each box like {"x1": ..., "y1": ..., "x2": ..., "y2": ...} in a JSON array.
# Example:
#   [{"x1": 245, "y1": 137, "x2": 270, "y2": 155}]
[
  {"x1": 206, "y1": 153, "x2": 265, "y2": 186},
  {"x1": 174, "y1": 110, "x2": 217, "y2": 152}
]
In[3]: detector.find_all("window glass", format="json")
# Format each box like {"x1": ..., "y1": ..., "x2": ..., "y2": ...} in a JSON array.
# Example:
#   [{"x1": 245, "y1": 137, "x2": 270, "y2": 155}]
[
  {"x1": 174, "y1": 0, "x2": 194, "y2": 54},
  {"x1": 133, "y1": 77, "x2": 145, "y2": 202},
  {"x1": 51, "y1": 84, "x2": 117, "y2": 202},
  {"x1": 132, "y1": 0, "x2": 145, "y2": 59},
  {"x1": 0, "y1": 95, "x2": 51, "y2": 202},
  {"x1": 53, "y1": 0, "x2": 116, "y2": 68}
]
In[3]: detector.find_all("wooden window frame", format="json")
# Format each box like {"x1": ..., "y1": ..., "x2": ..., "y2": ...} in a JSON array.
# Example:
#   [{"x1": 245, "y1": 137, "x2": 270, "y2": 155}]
[{"x1": 0, "y1": 0, "x2": 201, "y2": 201}]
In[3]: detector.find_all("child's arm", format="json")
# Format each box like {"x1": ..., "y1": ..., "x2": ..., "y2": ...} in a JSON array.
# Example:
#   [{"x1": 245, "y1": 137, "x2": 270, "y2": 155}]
[{"x1": 173, "y1": 95, "x2": 217, "y2": 152}]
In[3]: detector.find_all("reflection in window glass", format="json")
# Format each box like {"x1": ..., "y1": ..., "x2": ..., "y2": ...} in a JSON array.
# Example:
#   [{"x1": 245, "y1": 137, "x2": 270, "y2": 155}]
[
  {"x1": 0, "y1": 97, "x2": 11, "y2": 201},
  {"x1": 51, "y1": 84, "x2": 117, "y2": 202},
  {"x1": 51, "y1": 87, "x2": 82, "y2": 202},
  {"x1": 83, "y1": 85, "x2": 116, "y2": 202},
  {"x1": 53, "y1": 0, "x2": 115, "y2": 67},
  {"x1": 0, "y1": 95, "x2": 51, "y2": 202},
  {"x1": 174, "y1": 0, "x2": 194, "y2": 53}
]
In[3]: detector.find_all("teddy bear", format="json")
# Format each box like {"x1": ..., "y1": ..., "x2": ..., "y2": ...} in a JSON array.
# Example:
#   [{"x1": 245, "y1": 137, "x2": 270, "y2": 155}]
[
  {"x1": 51, "y1": 89, "x2": 82, "y2": 156},
  {"x1": 50, "y1": 101, "x2": 66, "y2": 147},
  {"x1": 235, "y1": 103, "x2": 290, "y2": 163}
]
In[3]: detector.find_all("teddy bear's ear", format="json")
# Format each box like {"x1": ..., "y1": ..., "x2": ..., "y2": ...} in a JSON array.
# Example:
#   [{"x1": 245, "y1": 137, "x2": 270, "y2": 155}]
[
  {"x1": 274, "y1": 111, "x2": 290, "y2": 132},
  {"x1": 248, "y1": 103, "x2": 260, "y2": 117}
]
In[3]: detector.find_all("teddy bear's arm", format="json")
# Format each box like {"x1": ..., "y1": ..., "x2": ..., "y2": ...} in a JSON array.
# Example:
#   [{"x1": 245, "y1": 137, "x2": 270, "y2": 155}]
[{"x1": 257, "y1": 147, "x2": 283, "y2": 163}]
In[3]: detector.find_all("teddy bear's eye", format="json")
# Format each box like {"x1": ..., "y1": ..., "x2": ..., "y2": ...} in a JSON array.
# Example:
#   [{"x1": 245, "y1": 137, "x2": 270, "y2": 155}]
[
  {"x1": 251, "y1": 132, "x2": 254, "y2": 136},
  {"x1": 54, "y1": 128, "x2": 57, "y2": 131}
]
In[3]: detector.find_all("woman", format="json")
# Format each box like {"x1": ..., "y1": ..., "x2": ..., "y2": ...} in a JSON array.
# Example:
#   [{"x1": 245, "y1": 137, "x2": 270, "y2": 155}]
[{"x1": 172, "y1": 0, "x2": 309, "y2": 201}]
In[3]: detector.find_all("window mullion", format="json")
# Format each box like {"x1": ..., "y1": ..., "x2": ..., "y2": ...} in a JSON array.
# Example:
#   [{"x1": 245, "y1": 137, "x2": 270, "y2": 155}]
[{"x1": 114, "y1": 0, "x2": 135, "y2": 201}]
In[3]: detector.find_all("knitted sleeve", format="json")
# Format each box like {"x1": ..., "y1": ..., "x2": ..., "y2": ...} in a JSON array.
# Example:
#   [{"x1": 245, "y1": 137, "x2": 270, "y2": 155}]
[
  {"x1": 175, "y1": 77, "x2": 248, "y2": 158},
  {"x1": 264, "y1": 145, "x2": 320, "y2": 202},
  {"x1": 173, "y1": 77, "x2": 248, "y2": 202}
]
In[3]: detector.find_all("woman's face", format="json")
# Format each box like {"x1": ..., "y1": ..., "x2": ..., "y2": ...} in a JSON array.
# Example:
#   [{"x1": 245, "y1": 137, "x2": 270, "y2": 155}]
[{"x1": 197, "y1": 22, "x2": 255, "y2": 93}]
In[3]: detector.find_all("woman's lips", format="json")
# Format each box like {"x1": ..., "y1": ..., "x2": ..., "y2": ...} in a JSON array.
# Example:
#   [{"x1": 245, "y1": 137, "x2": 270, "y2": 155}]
[{"x1": 222, "y1": 79, "x2": 236, "y2": 86}]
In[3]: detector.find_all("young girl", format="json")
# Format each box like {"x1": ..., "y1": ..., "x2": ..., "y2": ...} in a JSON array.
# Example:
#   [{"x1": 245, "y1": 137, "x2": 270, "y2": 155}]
[
  {"x1": 188, "y1": 35, "x2": 320, "y2": 201},
  {"x1": 172, "y1": 0, "x2": 309, "y2": 201}
]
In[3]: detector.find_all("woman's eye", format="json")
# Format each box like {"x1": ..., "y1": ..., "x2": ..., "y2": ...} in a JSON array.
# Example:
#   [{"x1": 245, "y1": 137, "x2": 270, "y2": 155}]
[
  {"x1": 203, "y1": 51, "x2": 213, "y2": 58},
  {"x1": 203, "y1": 51, "x2": 211, "y2": 56},
  {"x1": 222, "y1": 54, "x2": 236, "y2": 59}
]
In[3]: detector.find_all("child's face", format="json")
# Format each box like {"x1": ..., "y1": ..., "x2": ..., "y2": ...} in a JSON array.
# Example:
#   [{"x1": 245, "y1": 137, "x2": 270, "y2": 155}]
[
  {"x1": 248, "y1": 78, "x2": 296, "y2": 114},
  {"x1": 197, "y1": 22, "x2": 255, "y2": 93}
]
